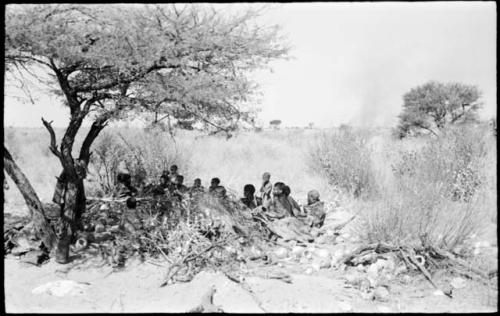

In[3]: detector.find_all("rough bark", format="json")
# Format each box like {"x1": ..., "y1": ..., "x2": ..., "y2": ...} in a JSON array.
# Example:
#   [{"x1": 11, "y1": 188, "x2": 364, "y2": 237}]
[
  {"x1": 79, "y1": 115, "x2": 108, "y2": 165},
  {"x1": 50, "y1": 115, "x2": 107, "y2": 263},
  {"x1": 3, "y1": 146, "x2": 58, "y2": 250},
  {"x1": 54, "y1": 180, "x2": 85, "y2": 263}
]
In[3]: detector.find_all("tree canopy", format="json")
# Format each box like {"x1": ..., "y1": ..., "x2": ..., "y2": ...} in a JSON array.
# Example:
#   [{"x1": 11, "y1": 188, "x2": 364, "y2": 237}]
[
  {"x1": 395, "y1": 81, "x2": 482, "y2": 138},
  {"x1": 269, "y1": 119, "x2": 282, "y2": 126},
  {"x1": 5, "y1": 4, "x2": 289, "y2": 133}
]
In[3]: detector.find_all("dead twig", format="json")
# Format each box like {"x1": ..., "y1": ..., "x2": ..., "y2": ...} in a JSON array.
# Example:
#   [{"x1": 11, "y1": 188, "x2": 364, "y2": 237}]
[
  {"x1": 332, "y1": 214, "x2": 357, "y2": 232},
  {"x1": 405, "y1": 248, "x2": 452, "y2": 299},
  {"x1": 160, "y1": 237, "x2": 233, "y2": 287},
  {"x1": 432, "y1": 247, "x2": 494, "y2": 280}
]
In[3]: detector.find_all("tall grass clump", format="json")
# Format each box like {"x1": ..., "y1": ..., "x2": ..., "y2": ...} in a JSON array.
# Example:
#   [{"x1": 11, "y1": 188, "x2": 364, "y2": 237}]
[
  {"x1": 87, "y1": 127, "x2": 192, "y2": 196},
  {"x1": 309, "y1": 127, "x2": 378, "y2": 199},
  {"x1": 360, "y1": 124, "x2": 495, "y2": 252}
]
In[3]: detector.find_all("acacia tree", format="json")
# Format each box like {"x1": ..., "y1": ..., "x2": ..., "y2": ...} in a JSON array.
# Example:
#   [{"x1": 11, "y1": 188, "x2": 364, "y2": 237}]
[
  {"x1": 269, "y1": 119, "x2": 282, "y2": 129},
  {"x1": 395, "y1": 81, "x2": 482, "y2": 138},
  {"x1": 5, "y1": 4, "x2": 288, "y2": 263}
]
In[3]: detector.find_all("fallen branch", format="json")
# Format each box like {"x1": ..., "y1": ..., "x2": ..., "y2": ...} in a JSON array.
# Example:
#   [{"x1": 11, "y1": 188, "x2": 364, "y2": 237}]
[
  {"x1": 405, "y1": 248, "x2": 452, "y2": 299},
  {"x1": 331, "y1": 214, "x2": 357, "y2": 232},
  {"x1": 160, "y1": 237, "x2": 233, "y2": 287},
  {"x1": 399, "y1": 249, "x2": 418, "y2": 271},
  {"x1": 87, "y1": 196, "x2": 150, "y2": 202},
  {"x1": 432, "y1": 247, "x2": 494, "y2": 280}
]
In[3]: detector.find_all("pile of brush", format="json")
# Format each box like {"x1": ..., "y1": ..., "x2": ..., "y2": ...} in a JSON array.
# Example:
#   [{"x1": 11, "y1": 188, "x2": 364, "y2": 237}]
[
  {"x1": 69, "y1": 193, "x2": 272, "y2": 281},
  {"x1": 338, "y1": 241, "x2": 498, "y2": 299}
]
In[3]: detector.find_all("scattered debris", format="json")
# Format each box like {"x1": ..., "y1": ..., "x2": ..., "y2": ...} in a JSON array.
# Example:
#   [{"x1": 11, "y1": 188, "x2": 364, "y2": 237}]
[
  {"x1": 32, "y1": 280, "x2": 89, "y2": 297},
  {"x1": 20, "y1": 250, "x2": 49, "y2": 266}
]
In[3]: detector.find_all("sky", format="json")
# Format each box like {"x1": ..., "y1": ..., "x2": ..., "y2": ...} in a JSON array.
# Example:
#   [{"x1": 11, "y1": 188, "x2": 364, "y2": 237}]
[{"x1": 3, "y1": 2, "x2": 497, "y2": 128}]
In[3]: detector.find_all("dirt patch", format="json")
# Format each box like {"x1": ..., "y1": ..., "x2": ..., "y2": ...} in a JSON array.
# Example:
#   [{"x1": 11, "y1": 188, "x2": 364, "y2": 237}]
[{"x1": 5, "y1": 253, "x2": 497, "y2": 313}]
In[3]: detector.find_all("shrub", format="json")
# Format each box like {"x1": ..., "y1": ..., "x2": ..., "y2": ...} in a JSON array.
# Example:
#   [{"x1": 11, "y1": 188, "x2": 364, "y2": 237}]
[
  {"x1": 360, "y1": 125, "x2": 494, "y2": 252},
  {"x1": 309, "y1": 128, "x2": 378, "y2": 199},
  {"x1": 391, "y1": 125, "x2": 489, "y2": 203},
  {"x1": 87, "y1": 128, "x2": 192, "y2": 196},
  {"x1": 358, "y1": 180, "x2": 485, "y2": 251}
]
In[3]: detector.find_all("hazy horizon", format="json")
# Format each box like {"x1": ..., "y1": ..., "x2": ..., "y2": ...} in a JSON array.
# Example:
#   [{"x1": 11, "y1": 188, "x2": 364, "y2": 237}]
[{"x1": 3, "y1": 2, "x2": 497, "y2": 129}]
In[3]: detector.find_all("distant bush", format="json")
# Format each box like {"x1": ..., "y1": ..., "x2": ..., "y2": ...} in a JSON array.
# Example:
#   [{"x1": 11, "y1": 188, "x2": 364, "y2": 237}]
[
  {"x1": 309, "y1": 128, "x2": 378, "y2": 199},
  {"x1": 391, "y1": 125, "x2": 489, "y2": 203}
]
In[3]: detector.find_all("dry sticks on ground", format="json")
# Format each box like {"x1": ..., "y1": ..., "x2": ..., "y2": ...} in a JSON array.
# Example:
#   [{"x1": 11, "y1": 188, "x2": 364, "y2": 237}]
[
  {"x1": 160, "y1": 235, "x2": 235, "y2": 287},
  {"x1": 341, "y1": 242, "x2": 495, "y2": 299}
]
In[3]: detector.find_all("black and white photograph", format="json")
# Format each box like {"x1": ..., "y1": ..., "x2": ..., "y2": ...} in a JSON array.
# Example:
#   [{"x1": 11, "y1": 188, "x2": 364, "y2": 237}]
[{"x1": 2, "y1": 2, "x2": 497, "y2": 313}]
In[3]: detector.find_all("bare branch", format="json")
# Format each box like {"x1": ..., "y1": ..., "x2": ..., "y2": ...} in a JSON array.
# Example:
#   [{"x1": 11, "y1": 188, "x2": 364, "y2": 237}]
[
  {"x1": 41, "y1": 118, "x2": 62, "y2": 159},
  {"x1": 5, "y1": 54, "x2": 53, "y2": 68}
]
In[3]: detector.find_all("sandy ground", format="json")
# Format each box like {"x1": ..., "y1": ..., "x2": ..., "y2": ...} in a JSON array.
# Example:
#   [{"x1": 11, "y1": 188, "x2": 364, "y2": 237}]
[
  {"x1": 4, "y1": 194, "x2": 497, "y2": 313},
  {"x1": 4, "y1": 253, "x2": 497, "y2": 313},
  {"x1": 4, "y1": 206, "x2": 497, "y2": 314}
]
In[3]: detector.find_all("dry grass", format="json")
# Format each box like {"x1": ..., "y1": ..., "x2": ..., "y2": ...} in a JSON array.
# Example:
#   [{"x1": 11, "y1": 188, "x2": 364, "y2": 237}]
[
  {"x1": 309, "y1": 127, "x2": 379, "y2": 199},
  {"x1": 4, "y1": 124, "x2": 496, "y2": 252},
  {"x1": 87, "y1": 128, "x2": 193, "y2": 196},
  {"x1": 354, "y1": 125, "x2": 496, "y2": 252},
  {"x1": 3, "y1": 127, "x2": 337, "y2": 213}
]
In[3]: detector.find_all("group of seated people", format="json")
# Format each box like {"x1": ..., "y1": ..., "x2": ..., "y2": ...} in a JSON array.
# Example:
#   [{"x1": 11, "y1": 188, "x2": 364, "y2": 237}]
[
  {"x1": 116, "y1": 165, "x2": 228, "y2": 199},
  {"x1": 239, "y1": 172, "x2": 326, "y2": 228},
  {"x1": 116, "y1": 166, "x2": 326, "y2": 228}
]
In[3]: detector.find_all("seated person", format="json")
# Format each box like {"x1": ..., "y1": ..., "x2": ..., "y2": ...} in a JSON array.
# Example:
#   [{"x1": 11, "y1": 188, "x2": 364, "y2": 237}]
[
  {"x1": 208, "y1": 177, "x2": 221, "y2": 193},
  {"x1": 189, "y1": 178, "x2": 205, "y2": 195},
  {"x1": 120, "y1": 197, "x2": 142, "y2": 233},
  {"x1": 303, "y1": 190, "x2": 326, "y2": 228},
  {"x1": 212, "y1": 185, "x2": 227, "y2": 199},
  {"x1": 283, "y1": 185, "x2": 302, "y2": 217},
  {"x1": 262, "y1": 182, "x2": 292, "y2": 220},
  {"x1": 161, "y1": 169, "x2": 170, "y2": 179},
  {"x1": 240, "y1": 184, "x2": 259, "y2": 209},
  {"x1": 168, "y1": 165, "x2": 179, "y2": 183},
  {"x1": 116, "y1": 173, "x2": 138, "y2": 198},
  {"x1": 171, "y1": 175, "x2": 189, "y2": 196},
  {"x1": 151, "y1": 173, "x2": 171, "y2": 195},
  {"x1": 259, "y1": 172, "x2": 273, "y2": 207}
]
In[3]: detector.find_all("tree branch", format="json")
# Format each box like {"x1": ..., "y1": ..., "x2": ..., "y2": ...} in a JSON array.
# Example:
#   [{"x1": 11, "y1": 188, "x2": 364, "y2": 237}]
[
  {"x1": 4, "y1": 146, "x2": 58, "y2": 250},
  {"x1": 72, "y1": 63, "x2": 200, "y2": 93},
  {"x1": 79, "y1": 115, "x2": 109, "y2": 165},
  {"x1": 48, "y1": 58, "x2": 79, "y2": 113},
  {"x1": 41, "y1": 118, "x2": 63, "y2": 159},
  {"x1": 5, "y1": 54, "x2": 53, "y2": 68},
  {"x1": 414, "y1": 122, "x2": 438, "y2": 137}
]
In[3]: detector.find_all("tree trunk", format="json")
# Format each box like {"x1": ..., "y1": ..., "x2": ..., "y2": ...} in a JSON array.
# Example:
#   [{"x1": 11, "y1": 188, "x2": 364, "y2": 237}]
[
  {"x1": 52, "y1": 115, "x2": 108, "y2": 264},
  {"x1": 3, "y1": 146, "x2": 57, "y2": 250},
  {"x1": 54, "y1": 179, "x2": 85, "y2": 263}
]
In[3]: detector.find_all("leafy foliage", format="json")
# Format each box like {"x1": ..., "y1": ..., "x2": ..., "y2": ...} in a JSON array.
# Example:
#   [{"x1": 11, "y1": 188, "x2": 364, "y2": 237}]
[
  {"x1": 5, "y1": 4, "x2": 289, "y2": 132},
  {"x1": 395, "y1": 81, "x2": 482, "y2": 138}
]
